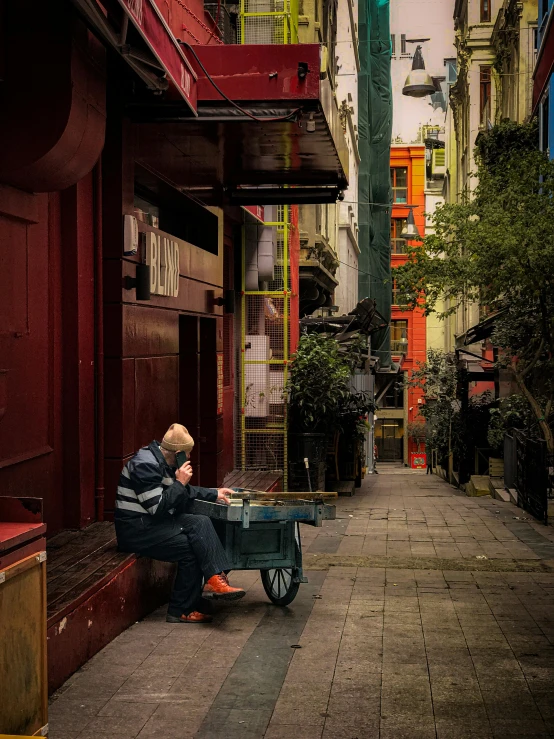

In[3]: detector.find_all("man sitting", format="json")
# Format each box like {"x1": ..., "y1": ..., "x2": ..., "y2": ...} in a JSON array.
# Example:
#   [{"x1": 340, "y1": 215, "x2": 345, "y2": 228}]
[{"x1": 115, "y1": 423, "x2": 244, "y2": 624}]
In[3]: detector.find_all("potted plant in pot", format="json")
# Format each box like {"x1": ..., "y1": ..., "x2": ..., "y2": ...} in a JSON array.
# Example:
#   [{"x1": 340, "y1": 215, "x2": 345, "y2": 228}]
[
  {"x1": 287, "y1": 333, "x2": 352, "y2": 490},
  {"x1": 336, "y1": 390, "x2": 375, "y2": 486}
]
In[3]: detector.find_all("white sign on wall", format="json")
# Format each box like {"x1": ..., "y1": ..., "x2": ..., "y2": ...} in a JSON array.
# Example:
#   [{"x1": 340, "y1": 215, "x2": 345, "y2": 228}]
[{"x1": 145, "y1": 231, "x2": 180, "y2": 297}]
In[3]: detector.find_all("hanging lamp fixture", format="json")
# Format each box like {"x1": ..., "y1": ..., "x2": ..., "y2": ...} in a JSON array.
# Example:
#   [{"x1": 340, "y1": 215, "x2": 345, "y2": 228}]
[
  {"x1": 400, "y1": 207, "x2": 421, "y2": 241},
  {"x1": 402, "y1": 45, "x2": 436, "y2": 98}
]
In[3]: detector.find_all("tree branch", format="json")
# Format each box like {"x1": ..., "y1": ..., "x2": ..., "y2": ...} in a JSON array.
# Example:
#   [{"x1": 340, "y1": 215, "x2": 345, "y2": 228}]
[{"x1": 520, "y1": 339, "x2": 545, "y2": 379}]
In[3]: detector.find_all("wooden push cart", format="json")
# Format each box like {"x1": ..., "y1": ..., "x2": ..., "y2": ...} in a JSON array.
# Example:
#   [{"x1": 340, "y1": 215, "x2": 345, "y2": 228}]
[{"x1": 190, "y1": 491, "x2": 336, "y2": 605}]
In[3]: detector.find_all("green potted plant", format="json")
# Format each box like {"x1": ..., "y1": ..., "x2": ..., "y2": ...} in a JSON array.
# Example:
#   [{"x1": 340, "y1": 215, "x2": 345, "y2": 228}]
[
  {"x1": 287, "y1": 333, "x2": 351, "y2": 490},
  {"x1": 336, "y1": 390, "x2": 375, "y2": 486}
]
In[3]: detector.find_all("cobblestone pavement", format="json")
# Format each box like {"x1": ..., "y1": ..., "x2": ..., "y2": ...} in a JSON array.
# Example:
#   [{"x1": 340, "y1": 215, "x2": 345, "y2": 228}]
[{"x1": 50, "y1": 467, "x2": 554, "y2": 738}]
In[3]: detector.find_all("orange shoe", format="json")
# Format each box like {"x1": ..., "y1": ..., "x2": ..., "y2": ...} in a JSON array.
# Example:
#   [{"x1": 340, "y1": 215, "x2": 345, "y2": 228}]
[
  {"x1": 204, "y1": 574, "x2": 245, "y2": 601},
  {"x1": 166, "y1": 611, "x2": 213, "y2": 624}
]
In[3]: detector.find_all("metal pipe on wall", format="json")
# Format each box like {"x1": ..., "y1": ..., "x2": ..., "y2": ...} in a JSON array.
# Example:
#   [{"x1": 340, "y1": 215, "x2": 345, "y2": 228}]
[{"x1": 94, "y1": 162, "x2": 105, "y2": 522}]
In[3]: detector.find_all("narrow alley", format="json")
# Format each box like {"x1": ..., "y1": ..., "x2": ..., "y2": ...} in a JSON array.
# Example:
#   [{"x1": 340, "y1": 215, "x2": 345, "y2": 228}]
[{"x1": 49, "y1": 468, "x2": 554, "y2": 739}]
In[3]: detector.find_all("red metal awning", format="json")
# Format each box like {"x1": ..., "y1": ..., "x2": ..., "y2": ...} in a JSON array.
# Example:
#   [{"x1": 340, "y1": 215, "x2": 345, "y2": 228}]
[
  {"x1": 131, "y1": 44, "x2": 349, "y2": 204},
  {"x1": 70, "y1": 1, "x2": 349, "y2": 204},
  {"x1": 71, "y1": 0, "x2": 197, "y2": 113}
]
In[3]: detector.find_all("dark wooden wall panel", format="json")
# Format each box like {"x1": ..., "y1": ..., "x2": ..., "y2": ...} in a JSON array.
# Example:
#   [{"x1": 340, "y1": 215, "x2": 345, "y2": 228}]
[
  {"x1": 122, "y1": 305, "x2": 179, "y2": 357},
  {"x1": 134, "y1": 356, "x2": 179, "y2": 450}
]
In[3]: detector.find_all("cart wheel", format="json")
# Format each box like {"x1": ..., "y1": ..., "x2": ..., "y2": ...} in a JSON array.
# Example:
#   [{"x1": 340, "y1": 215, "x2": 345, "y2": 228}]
[{"x1": 261, "y1": 567, "x2": 300, "y2": 606}]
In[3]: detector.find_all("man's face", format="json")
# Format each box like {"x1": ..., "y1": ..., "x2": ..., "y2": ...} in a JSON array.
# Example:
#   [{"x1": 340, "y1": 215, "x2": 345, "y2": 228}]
[{"x1": 163, "y1": 449, "x2": 177, "y2": 467}]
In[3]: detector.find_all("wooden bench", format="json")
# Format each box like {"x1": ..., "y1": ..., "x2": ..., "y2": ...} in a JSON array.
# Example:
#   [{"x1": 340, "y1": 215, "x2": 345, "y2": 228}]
[
  {"x1": 223, "y1": 469, "x2": 283, "y2": 493},
  {"x1": 46, "y1": 522, "x2": 172, "y2": 694}
]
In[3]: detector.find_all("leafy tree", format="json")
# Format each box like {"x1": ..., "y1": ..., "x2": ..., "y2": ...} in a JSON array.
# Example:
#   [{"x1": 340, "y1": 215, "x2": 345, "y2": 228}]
[
  {"x1": 487, "y1": 394, "x2": 539, "y2": 454},
  {"x1": 287, "y1": 333, "x2": 352, "y2": 433},
  {"x1": 407, "y1": 350, "x2": 460, "y2": 465},
  {"x1": 407, "y1": 419, "x2": 427, "y2": 452},
  {"x1": 394, "y1": 121, "x2": 554, "y2": 451}
]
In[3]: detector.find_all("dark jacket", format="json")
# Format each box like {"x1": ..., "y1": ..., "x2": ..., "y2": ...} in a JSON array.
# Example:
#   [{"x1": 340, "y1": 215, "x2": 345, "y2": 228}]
[{"x1": 114, "y1": 441, "x2": 218, "y2": 552}]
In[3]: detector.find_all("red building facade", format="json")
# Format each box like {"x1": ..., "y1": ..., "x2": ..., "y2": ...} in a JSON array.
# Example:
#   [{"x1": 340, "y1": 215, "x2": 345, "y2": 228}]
[
  {"x1": 376, "y1": 145, "x2": 426, "y2": 466},
  {"x1": 0, "y1": 0, "x2": 346, "y2": 694}
]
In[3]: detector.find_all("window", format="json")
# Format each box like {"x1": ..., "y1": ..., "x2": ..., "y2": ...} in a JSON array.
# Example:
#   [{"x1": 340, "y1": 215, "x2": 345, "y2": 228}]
[
  {"x1": 444, "y1": 58, "x2": 457, "y2": 85},
  {"x1": 390, "y1": 218, "x2": 407, "y2": 254},
  {"x1": 480, "y1": 0, "x2": 491, "y2": 22},
  {"x1": 480, "y1": 66, "x2": 492, "y2": 126},
  {"x1": 391, "y1": 279, "x2": 408, "y2": 307},
  {"x1": 391, "y1": 34, "x2": 396, "y2": 57},
  {"x1": 383, "y1": 381, "x2": 404, "y2": 409},
  {"x1": 391, "y1": 320, "x2": 408, "y2": 355},
  {"x1": 134, "y1": 165, "x2": 219, "y2": 254},
  {"x1": 390, "y1": 167, "x2": 408, "y2": 203},
  {"x1": 401, "y1": 34, "x2": 407, "y2": 55}
]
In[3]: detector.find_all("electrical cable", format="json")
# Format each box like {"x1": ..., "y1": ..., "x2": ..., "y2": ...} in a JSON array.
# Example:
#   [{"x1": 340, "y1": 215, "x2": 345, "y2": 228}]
[{"x1": 180, "y1": 42, "x2": 304, "y2": 123}]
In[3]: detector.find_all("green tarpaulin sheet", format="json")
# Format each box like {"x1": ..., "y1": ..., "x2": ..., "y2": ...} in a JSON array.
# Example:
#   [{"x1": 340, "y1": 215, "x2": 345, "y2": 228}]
[{"x1": 358, "y1": 0, "x2": 392, "y2": 368}]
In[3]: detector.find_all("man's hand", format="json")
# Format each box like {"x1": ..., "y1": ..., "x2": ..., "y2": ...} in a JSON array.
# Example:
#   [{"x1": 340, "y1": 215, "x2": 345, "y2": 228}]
[
  {"x1": 176, "y1": 461, "x2": 193, "y2": 486},
  {"x1": 216, "y1": 488, "x2": 233, "y2": 505}
]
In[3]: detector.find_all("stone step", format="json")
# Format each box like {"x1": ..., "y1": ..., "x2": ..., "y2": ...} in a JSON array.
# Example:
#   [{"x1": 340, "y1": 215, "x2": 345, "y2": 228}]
[
  {"x1": 493, "y1": 487, "x2": 511, "y2": 503},
  {"x1": 466, "y1": 475, "x2": 492, "y2": 497}
]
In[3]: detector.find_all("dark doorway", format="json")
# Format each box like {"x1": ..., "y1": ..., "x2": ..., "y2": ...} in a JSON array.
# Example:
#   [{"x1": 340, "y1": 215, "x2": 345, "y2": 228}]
[{"x1": 375, "y1": 419, "x2": 404, "y2": 461}]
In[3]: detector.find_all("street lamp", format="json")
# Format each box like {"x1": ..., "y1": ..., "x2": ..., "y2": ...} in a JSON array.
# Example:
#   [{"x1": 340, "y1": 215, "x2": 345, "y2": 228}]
[
  {"x1": 400, "y1": 207, "x2": 421, "y2": 241},
  {"x1": 402, "y1": 44, "x2": 436, "y2": 98}
]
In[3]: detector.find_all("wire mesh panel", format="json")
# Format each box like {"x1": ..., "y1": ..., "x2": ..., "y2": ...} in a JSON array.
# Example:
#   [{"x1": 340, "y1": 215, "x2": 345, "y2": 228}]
[
  {"x1": 238, "y1": 0, "x2": 298, "y2": 44},
  {"x1": 237, "y1": 207, "x2": 292, "y2": 489}
]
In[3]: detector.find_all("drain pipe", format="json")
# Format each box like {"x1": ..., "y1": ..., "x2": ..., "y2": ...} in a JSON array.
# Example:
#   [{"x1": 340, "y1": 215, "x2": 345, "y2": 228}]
[{"x1": 94, "y1": 161, "x2": 105, "y2": 522}]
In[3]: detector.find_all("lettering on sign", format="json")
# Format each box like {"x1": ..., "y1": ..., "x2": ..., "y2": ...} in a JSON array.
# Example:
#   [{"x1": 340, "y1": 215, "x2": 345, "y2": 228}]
[
  {"x1": 124, "y1": 0, "x2": 144, "y2": 24},
  {"x1": 145, "y1": 232, "x2": 180, "y2": 297},
  {"x1": 217, "y1": 353, "x2": 224, "y2": 415},
  {"x1": 180, "y1": 65, "x2": 192, "y2": 98}
]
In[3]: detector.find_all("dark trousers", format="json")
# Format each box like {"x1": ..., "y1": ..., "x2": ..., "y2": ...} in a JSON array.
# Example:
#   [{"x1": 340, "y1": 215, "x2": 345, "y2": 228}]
[
  {"x1": 427, "y1": 465, "x2": 432, "y2": 475},
  {"x1": 141, "y1": 514, "x2": 230, "y2": 617}
]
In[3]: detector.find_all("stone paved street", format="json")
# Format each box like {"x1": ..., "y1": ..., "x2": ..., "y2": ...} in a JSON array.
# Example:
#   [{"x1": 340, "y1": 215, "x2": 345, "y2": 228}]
[{"x1": 49, "y1": 467, "x2": 554, "y2": 738}]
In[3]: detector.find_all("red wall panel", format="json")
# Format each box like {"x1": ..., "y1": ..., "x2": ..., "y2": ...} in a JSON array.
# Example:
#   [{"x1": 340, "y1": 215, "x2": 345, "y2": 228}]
[{"x1": 0, "y1": 187, "x2": 64, "y2": 534}]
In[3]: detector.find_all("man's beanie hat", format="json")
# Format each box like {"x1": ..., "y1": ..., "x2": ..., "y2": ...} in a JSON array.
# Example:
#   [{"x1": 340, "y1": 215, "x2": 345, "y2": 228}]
[{"x1": 161, "y1": 424, "x2": 194, "y2": 453}]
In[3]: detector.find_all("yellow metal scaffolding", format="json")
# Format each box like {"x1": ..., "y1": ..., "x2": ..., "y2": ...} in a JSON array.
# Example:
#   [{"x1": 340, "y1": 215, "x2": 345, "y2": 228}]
[
  {"x1": 238, "y1": 0, "x2": 298, "y2": 45},
  {"x1": 238, "y1": 207, "x2": 291, "y2": 489}
]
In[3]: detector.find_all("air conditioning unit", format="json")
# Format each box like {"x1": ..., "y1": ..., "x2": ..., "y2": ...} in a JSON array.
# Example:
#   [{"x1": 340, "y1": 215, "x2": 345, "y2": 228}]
[
  {"x1": 431, "y1": 148, "x2": 446, "y2": 177},
  {"x1": 245, "y1": 335, "x2": 270, "y2": 417}
]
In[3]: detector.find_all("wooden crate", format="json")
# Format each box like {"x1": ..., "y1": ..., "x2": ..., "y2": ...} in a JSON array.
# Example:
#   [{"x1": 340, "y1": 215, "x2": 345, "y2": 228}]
[
  {"x1": 489, "y1": 457, "x2": 504, "y2": 478},
  {"x1": 0, "y1": 552, "x2": 48, "y2": 737}
]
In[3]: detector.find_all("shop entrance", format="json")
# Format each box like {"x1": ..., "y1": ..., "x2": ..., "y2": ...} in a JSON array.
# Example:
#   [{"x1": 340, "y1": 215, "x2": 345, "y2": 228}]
[
  {"x1": 375, "y1": 419, "x2": 404, "y2": 461},
  {"x1": 179, "y1": 315, "x2": 221, "y2": 488}
]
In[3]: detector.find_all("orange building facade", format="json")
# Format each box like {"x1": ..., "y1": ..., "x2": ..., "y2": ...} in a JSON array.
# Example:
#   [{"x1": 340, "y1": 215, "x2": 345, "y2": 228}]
[{"x1": 375, "y1": 145, "x2": 427, "y2": 466}]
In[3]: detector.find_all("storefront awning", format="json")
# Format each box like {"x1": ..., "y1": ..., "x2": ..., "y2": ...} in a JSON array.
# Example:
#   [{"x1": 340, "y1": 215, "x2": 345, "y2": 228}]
[
  {"x1": 71, "y1": 0, "x2": 197, "y2": 113},
  {"x1": 131, "y1": 44, "x2": 349, "y2": 204},
  {"x1": 71, "y1": 2, "x2": 349, "y2": 204}
]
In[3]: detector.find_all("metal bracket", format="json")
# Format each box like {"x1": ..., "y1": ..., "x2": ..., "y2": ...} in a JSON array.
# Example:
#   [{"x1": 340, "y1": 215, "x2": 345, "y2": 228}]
[
  {"x1": 314, "y1": 503, "x2": 324, "y2": 527},
  {"x1": 41, "y1": 723, "x2": 49, "y2": 736},
  {"x1": 38, "y1": 551, "x2": 47, "y2": 563},
  {"x1": 0, "y1": 572, "x2": 5, "y2": 585},
  {"x1": 242, "y1": 498, "x2": 251, "y2": 529}
]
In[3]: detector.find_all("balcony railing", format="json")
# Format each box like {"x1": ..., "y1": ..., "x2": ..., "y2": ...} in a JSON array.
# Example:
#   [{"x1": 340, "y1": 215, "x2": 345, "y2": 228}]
[{"x1": 238, "y1": 0, "x2": 299, "y2": 45}]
